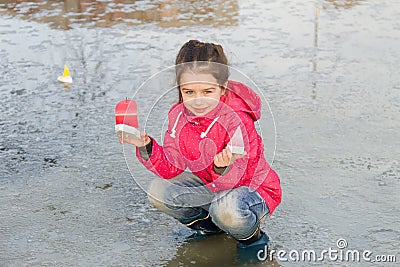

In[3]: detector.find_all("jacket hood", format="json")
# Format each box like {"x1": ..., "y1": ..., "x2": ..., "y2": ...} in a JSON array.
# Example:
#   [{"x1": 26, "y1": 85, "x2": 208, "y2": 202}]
[{"x1": 220, "y1": 80, "x2": 261, "y2": 121}]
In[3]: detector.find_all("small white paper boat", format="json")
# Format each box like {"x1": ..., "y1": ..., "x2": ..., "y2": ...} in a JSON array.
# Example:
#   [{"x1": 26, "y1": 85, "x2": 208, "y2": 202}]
[{"x1": 227, "y1": 126, "x2": 245, "y2": 154}]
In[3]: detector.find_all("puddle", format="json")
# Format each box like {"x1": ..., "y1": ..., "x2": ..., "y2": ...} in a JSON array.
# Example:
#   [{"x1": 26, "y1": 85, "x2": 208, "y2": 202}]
[{"x1": 0, "y1": 0, "x2": 399, "y2": 266}]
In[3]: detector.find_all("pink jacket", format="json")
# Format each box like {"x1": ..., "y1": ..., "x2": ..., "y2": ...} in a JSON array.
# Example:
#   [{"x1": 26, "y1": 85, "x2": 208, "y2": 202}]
[{"x1": 136, "y1": 81, "x2": 282, "y2": 214}]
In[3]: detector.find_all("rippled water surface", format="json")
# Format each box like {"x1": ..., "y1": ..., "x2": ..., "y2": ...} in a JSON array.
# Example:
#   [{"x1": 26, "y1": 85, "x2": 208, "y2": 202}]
[{"x1": 1, "y1": 0, "x2": 399, "y2": 266}]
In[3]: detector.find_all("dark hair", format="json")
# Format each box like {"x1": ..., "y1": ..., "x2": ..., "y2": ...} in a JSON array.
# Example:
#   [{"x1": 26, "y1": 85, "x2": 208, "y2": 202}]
[{"x1": 175, "y1": 40, "x2": 229, "y2": 102}]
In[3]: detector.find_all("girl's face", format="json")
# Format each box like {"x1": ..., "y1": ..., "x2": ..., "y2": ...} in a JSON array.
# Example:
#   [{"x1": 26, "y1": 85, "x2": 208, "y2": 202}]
[{"x1": 179, "y1": 72, "x2": 226, "y2": 116}]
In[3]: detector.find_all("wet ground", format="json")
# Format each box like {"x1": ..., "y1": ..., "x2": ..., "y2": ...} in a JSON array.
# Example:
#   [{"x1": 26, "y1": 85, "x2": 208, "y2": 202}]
[{"x1": 0, "y1": 0, "x2": 399, "y2": 266}]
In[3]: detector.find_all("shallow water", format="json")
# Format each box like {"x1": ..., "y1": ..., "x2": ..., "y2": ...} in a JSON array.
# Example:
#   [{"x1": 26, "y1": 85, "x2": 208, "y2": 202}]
[{"x1": 0, "y1": 0, "x2": 399, "y2": 266}]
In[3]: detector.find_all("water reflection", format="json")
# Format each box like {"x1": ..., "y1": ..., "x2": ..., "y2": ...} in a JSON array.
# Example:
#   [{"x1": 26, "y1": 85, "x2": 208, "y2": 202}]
[
  {"x1": 312, "y1": 0, "x2": 363, "y2": 101},
  {"x1": 165, "y1": 234, "x2": 280, "y2": 266},
  {"x1": 0, "y1": 0, "x2": 238, "y2": 29},
  {"x1": 312, "y1": 4, "x2": 319, "y2": 101},
  {"x1": 325, "y1": 0, "x2": 363, "y2": 9}
]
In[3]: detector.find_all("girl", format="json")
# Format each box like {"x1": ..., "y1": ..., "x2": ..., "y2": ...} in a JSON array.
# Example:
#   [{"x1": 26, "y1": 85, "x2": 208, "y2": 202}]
[{"x1": 118, "y1": 40, "x2": 282, "y2": 251}]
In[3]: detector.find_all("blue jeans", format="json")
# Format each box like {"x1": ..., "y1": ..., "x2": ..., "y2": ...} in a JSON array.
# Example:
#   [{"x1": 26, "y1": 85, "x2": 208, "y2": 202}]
[{"x1": 147, "y1": 172, "x2": 270, "y2": 239}]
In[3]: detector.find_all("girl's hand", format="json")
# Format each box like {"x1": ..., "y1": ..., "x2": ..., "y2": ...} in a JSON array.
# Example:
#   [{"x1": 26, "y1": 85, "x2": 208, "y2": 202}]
[
  {"x1": 117, "y1": 131, "x2": 150, "y2": 147},
  {"x1": 214, "y1": 147, "x2": 246, "y2": 168}
]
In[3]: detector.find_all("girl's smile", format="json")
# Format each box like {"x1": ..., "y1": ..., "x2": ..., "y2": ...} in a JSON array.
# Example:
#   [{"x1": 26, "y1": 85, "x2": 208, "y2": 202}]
[{"x1": 179, "y1": 72, "x2": 226, "y2": 116}]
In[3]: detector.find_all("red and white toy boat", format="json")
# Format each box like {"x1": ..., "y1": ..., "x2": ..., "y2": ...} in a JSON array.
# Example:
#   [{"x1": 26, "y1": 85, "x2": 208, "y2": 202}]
[{"x1": 115, "y1": 99, "x2": 140, "y2": 138}]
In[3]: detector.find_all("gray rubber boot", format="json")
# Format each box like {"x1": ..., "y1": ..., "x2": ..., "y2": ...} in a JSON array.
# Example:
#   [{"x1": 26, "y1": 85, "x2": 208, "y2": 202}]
[
  {"x1": 237, "y1": 228, "x2": 270, "y2": 249},
  {"x1": 236, "y1": 228, "x2": 270, "y2": 263},
  {"x1": 180, "y1": 209, "x2": 223, "y2": 238}
]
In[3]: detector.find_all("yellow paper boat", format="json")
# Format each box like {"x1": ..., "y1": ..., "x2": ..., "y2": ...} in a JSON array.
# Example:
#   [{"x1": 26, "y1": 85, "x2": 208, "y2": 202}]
[{"x1": 57, "y1": 64, "x2": 73, "y2": 83}]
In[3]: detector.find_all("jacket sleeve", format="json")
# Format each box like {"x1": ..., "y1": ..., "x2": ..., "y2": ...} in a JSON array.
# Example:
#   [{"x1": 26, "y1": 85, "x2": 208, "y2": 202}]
[
  {"x1": 208, "y1": 111, "x2": 266, "y2": 190},
  {"x1": 135, "y1": 114, "x2": 186, "y2": 179}
]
